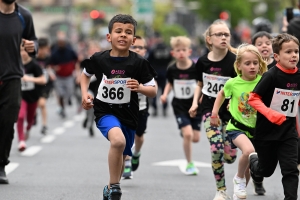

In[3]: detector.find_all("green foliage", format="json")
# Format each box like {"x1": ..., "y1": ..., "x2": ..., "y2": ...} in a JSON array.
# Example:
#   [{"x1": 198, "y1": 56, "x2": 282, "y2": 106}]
[
  {"x1": 159, "y1": 24, "x2": 188, "y2": 45},
  {"x1": 152, "y1": 2, "x2": 173, "y2": 31},
  {"x1": 184, "y1": 0, "x2": 286, "y2": 27}
]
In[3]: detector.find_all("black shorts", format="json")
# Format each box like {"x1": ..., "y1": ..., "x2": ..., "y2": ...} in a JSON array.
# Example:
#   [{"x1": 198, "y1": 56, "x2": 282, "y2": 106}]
[
  {"x1": 175, "y1": 114, "x2": 201, "y2": 130},
  {"x1": 135, "y1": 110, "x2": 149, "y2": 137},
  {"x1": 40, "y1": 82, "x2": 53, "y2": 99}
]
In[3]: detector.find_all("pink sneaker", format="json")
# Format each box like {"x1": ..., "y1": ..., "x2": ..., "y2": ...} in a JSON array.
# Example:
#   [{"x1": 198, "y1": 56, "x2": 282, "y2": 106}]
[{"x1": 18, "y1": 141, "x2": 26, "y2": 152}]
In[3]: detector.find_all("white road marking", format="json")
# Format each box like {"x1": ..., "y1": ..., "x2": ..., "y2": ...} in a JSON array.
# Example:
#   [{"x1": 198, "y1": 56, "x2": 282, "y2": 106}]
[
  {"x1": 63, "y1": 120, "x2": 75, "y2": 128},
  {"x1": 53, "y1": 127, "x2": 65, "y2": 135},
  {"x1": 152, "y1": 159, "x2": 211, "y2": 174},
  {"x1": 73, "y1": 114, "x2": 85, "y2": 122},
  {"x1": 20, "y1": 146, "x2": 42, "y2": 157},
  {"x1": 40, "y1": 135, "x2": 56, "y2": 143},
  {"x1": 6, "y1": 162, "x2": 19, "y2": 175}
]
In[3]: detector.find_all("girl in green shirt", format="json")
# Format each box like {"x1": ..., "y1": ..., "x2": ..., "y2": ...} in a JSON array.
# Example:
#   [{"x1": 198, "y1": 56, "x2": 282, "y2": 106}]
[{"x1": 210, "y1": 44, "x2": 267, "y2": 199}]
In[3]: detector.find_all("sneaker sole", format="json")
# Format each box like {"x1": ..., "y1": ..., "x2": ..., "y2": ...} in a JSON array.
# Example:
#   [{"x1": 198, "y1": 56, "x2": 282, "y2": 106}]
[
  {"x1": 0, "y1": 179, "x2": 9, "y2": 184},
  {"x1": 252, "y1": 181, "x2": 266, "y2": 195},
  {"x1": 122, "y1": 175, "x2": 133, "y2": 180},
  {"x1": 233, "y1": 194, "x2": 245, "y2": 200},
  {"x1": 18, "y1": 146, "x2": 26, "y2": 152}
]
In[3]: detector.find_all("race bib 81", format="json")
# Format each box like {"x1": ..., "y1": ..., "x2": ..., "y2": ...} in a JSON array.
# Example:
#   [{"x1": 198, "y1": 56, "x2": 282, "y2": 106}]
[
  {"x1": 96, "y1": 75, "x2": 131, "y2": 104},
  {"x1": 202, "y1": 73, "x2": 231, "y2": 98},
  {"x1": 270, "y1": 88, "x2": 300, "y2": 117}
]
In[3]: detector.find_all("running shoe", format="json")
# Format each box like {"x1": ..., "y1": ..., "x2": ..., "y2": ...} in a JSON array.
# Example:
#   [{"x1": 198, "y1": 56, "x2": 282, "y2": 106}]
[
  {"x1": 185, "y1": 162, "x2": 198, "y2": 175},
  {"x1": 122, "y1": 165, "x2": 133, "y2": 180},
  {"x1": 0, "y1": 166, "x2": 8, "y2": 184},
  {"x1": 89, "y1": 127, "x2": 94, "y2": 137},
  {"x1": 213, "y1": 190, "x2": 231, "y2": 200},
  {"x1": 103, "y1": 185, "x2": 109, "y2": 200},
  {"x1": 252, "y1": 180, "x2": 266, "y2": 195},
  {"x1": 233, "y1": 174, "x2": 247, "y2": 199},
  {"x1": 233, "y1": 194, "x2": 242, "y2": 200},
  {"x1": 18, "y1": 141, "x2": 26, "y2": 152},
  {"x1": 109, "y1": 184, "x2": 122, "y2": 200},
  {"x1": 131, "y1": 154, "x2": 140, "y2": 171},
  {"x1": 41, "y1": 126, "x2": 47, "y2": 135}
]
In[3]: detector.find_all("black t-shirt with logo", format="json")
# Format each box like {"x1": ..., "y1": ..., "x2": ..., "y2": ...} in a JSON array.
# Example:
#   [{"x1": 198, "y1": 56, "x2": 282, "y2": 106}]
[
  {"x1": 195, "y1": 51, "x2": 236, "y2": 121},
  {"x1": 82, "y1": 50, "x2": 156, "y2": 130},
  {"x1": 167, "y1": 62, "x2": 201, "y2": 116},
  {"x1": 22, "y1": 59, "x2": 43, "y2": 103},
  {"x1": 253, "y1": 66, "x2": 300, "y2": 141}
]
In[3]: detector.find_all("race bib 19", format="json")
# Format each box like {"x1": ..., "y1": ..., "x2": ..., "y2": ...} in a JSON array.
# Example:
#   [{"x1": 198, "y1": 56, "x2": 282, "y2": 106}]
[
  {"x1": 96, "y1": 75, "x2": 131, "y2": 104},
  {"x1": 270, "y1": 88, "x2": 300, "y2": 117},
  {"x1": 173, "y1": 79, "x2": 196, "y2": 99},
  {"x1": 21, "y1": 74, "x2": 34, "y2": 91},
  {"x1": 202, "y1": 73, "x2": 231, "y2": 98}
]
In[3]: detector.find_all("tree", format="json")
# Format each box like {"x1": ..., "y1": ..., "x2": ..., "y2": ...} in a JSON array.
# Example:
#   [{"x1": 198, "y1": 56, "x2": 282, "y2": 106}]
[{"x1": 184, "y1": 0, "x2": 288, "y2": 27}]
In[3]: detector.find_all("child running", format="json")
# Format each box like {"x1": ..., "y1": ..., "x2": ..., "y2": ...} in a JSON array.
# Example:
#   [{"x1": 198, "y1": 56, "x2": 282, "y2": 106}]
[
  {"x1": 160, "y1": 36, "x2": 200, "y2": 175},
  {"x1": 122, "y1": 35, "x2": 153, "y2": 179},
  {"x1": 189, "y1": 20, "x2": 238, "y2": 200},
  {"x1": 248, "y1": 33, "x2": 300, "y2": 200},
  {"x1": 36, "y1": 37, "x2": 55, "y2": 135},
  {"x1": 251, "y1": 31, "x2": 277, "y2": 69},
  {"x1": 210, "y1": 44, "x2": 267, "y2": 199},
  {"x1": 17, "y1": 46, "x2": 47, "y2": 151},
  {"x1": 80, "y1": 14, "x2": 157, "y2": 200}
]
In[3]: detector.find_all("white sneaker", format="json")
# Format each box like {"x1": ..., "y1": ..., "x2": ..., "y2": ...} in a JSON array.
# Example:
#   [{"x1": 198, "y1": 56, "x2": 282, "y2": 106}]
[
  {"x1": 213, "y1": 190, "x2": 231, "y2": 200},
  {"x1": 18, "y1": 141, "x2": 26, "y2": 152},
  {"x1": 233, "y1": 174, "x2": 247, "y2": 199}
]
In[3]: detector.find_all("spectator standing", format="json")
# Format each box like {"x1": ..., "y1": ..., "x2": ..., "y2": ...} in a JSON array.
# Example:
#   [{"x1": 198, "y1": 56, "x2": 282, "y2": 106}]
[
  {"x1": 0, "y1": 0, "x2": 37, "y2": 184},
  {"x1": 147, "y1": 32, "x2": 173, "y2": 117}
]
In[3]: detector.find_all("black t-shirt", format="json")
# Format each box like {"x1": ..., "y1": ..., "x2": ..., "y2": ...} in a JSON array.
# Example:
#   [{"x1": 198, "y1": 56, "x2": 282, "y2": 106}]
[
  {"x1": 253, "y1": 66, "x2": 300, "y2": 141},
  {"x1": 167, "y1": 62, "x2": 201, "y2": 116},
  {"x1": 82, "y1": 50, "x2": 156, "y2": 129},
  {"x1": 0, "y1": 4, "x2": 37, "y2": 81},
  {"x1": 35, "y1": 57, "x2": 53, "y2": 89},
  {"x1": 195, "y1": 50, "x2": 236, "y2": 121},
  {"x1": 147, "y1": 42, "x2": 173, "y2": 71},
  {"x1": 22, "y1": 59, "x2": 43, "y2": 103},
  {"x1": 267, "y1": 59, "x2": 277, "y2": 70}
]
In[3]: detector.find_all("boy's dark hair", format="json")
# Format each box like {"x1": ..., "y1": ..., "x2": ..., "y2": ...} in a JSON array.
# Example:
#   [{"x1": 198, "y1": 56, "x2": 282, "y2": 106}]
[
  {"x1": 272, "y1": 33, "x2": 299, "y2": 54},
  {"x1": 108, "y1": 14, "x2": 137, "y2": 35},
  {"x1": 251, "y1": 31, "x2": 273, "y2": 45},
  {"x1": 38, "y1": 38, "x2": 49, "y2": 48}
]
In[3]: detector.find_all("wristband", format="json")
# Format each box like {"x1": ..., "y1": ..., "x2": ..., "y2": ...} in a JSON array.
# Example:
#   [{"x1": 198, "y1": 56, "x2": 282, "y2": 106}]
[{"x1": 210, "y1": 115, "x2": 218, "y2": 118}]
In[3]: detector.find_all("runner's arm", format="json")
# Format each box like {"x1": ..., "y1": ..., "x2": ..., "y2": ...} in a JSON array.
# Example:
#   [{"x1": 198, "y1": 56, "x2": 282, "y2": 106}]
[{"x1": 248, "y1": 92, "x2": 286, "y2": 125}]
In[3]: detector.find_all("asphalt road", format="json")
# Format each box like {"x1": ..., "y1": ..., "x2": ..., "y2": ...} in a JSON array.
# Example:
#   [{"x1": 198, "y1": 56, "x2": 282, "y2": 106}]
[{"x1": 0, "y1": 96, "x2": 297, "y2": 200}]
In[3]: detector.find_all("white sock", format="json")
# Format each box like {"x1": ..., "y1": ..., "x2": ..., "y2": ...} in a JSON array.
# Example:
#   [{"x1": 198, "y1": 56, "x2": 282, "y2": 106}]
[
  {"x1": 133, "y1": 151, "x2": 140, "y2": 156},
  {"x1": 125, "y1": 159, "x2": 131, "y2": 166}
]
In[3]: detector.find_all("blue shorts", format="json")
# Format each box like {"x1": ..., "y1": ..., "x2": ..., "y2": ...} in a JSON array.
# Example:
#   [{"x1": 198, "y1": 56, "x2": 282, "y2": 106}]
[
  {"x1": 96, "y1": 115, "x2": 135, "y2": 156},
  {"x1": 226, "y1": 130, "x2": 253, "y2": 149},
  {"x1": 175, "y1": 114, "x2": 201, "y2": 130}
]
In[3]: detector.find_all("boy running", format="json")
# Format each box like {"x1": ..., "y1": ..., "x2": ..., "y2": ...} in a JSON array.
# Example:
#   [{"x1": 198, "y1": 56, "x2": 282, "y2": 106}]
[
  {"x1": 160, "y1": 36, "x2": 200, "y2": 175},
  {"x1": 80, "y1": 14, "x2": 157, "y2": 200}
]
